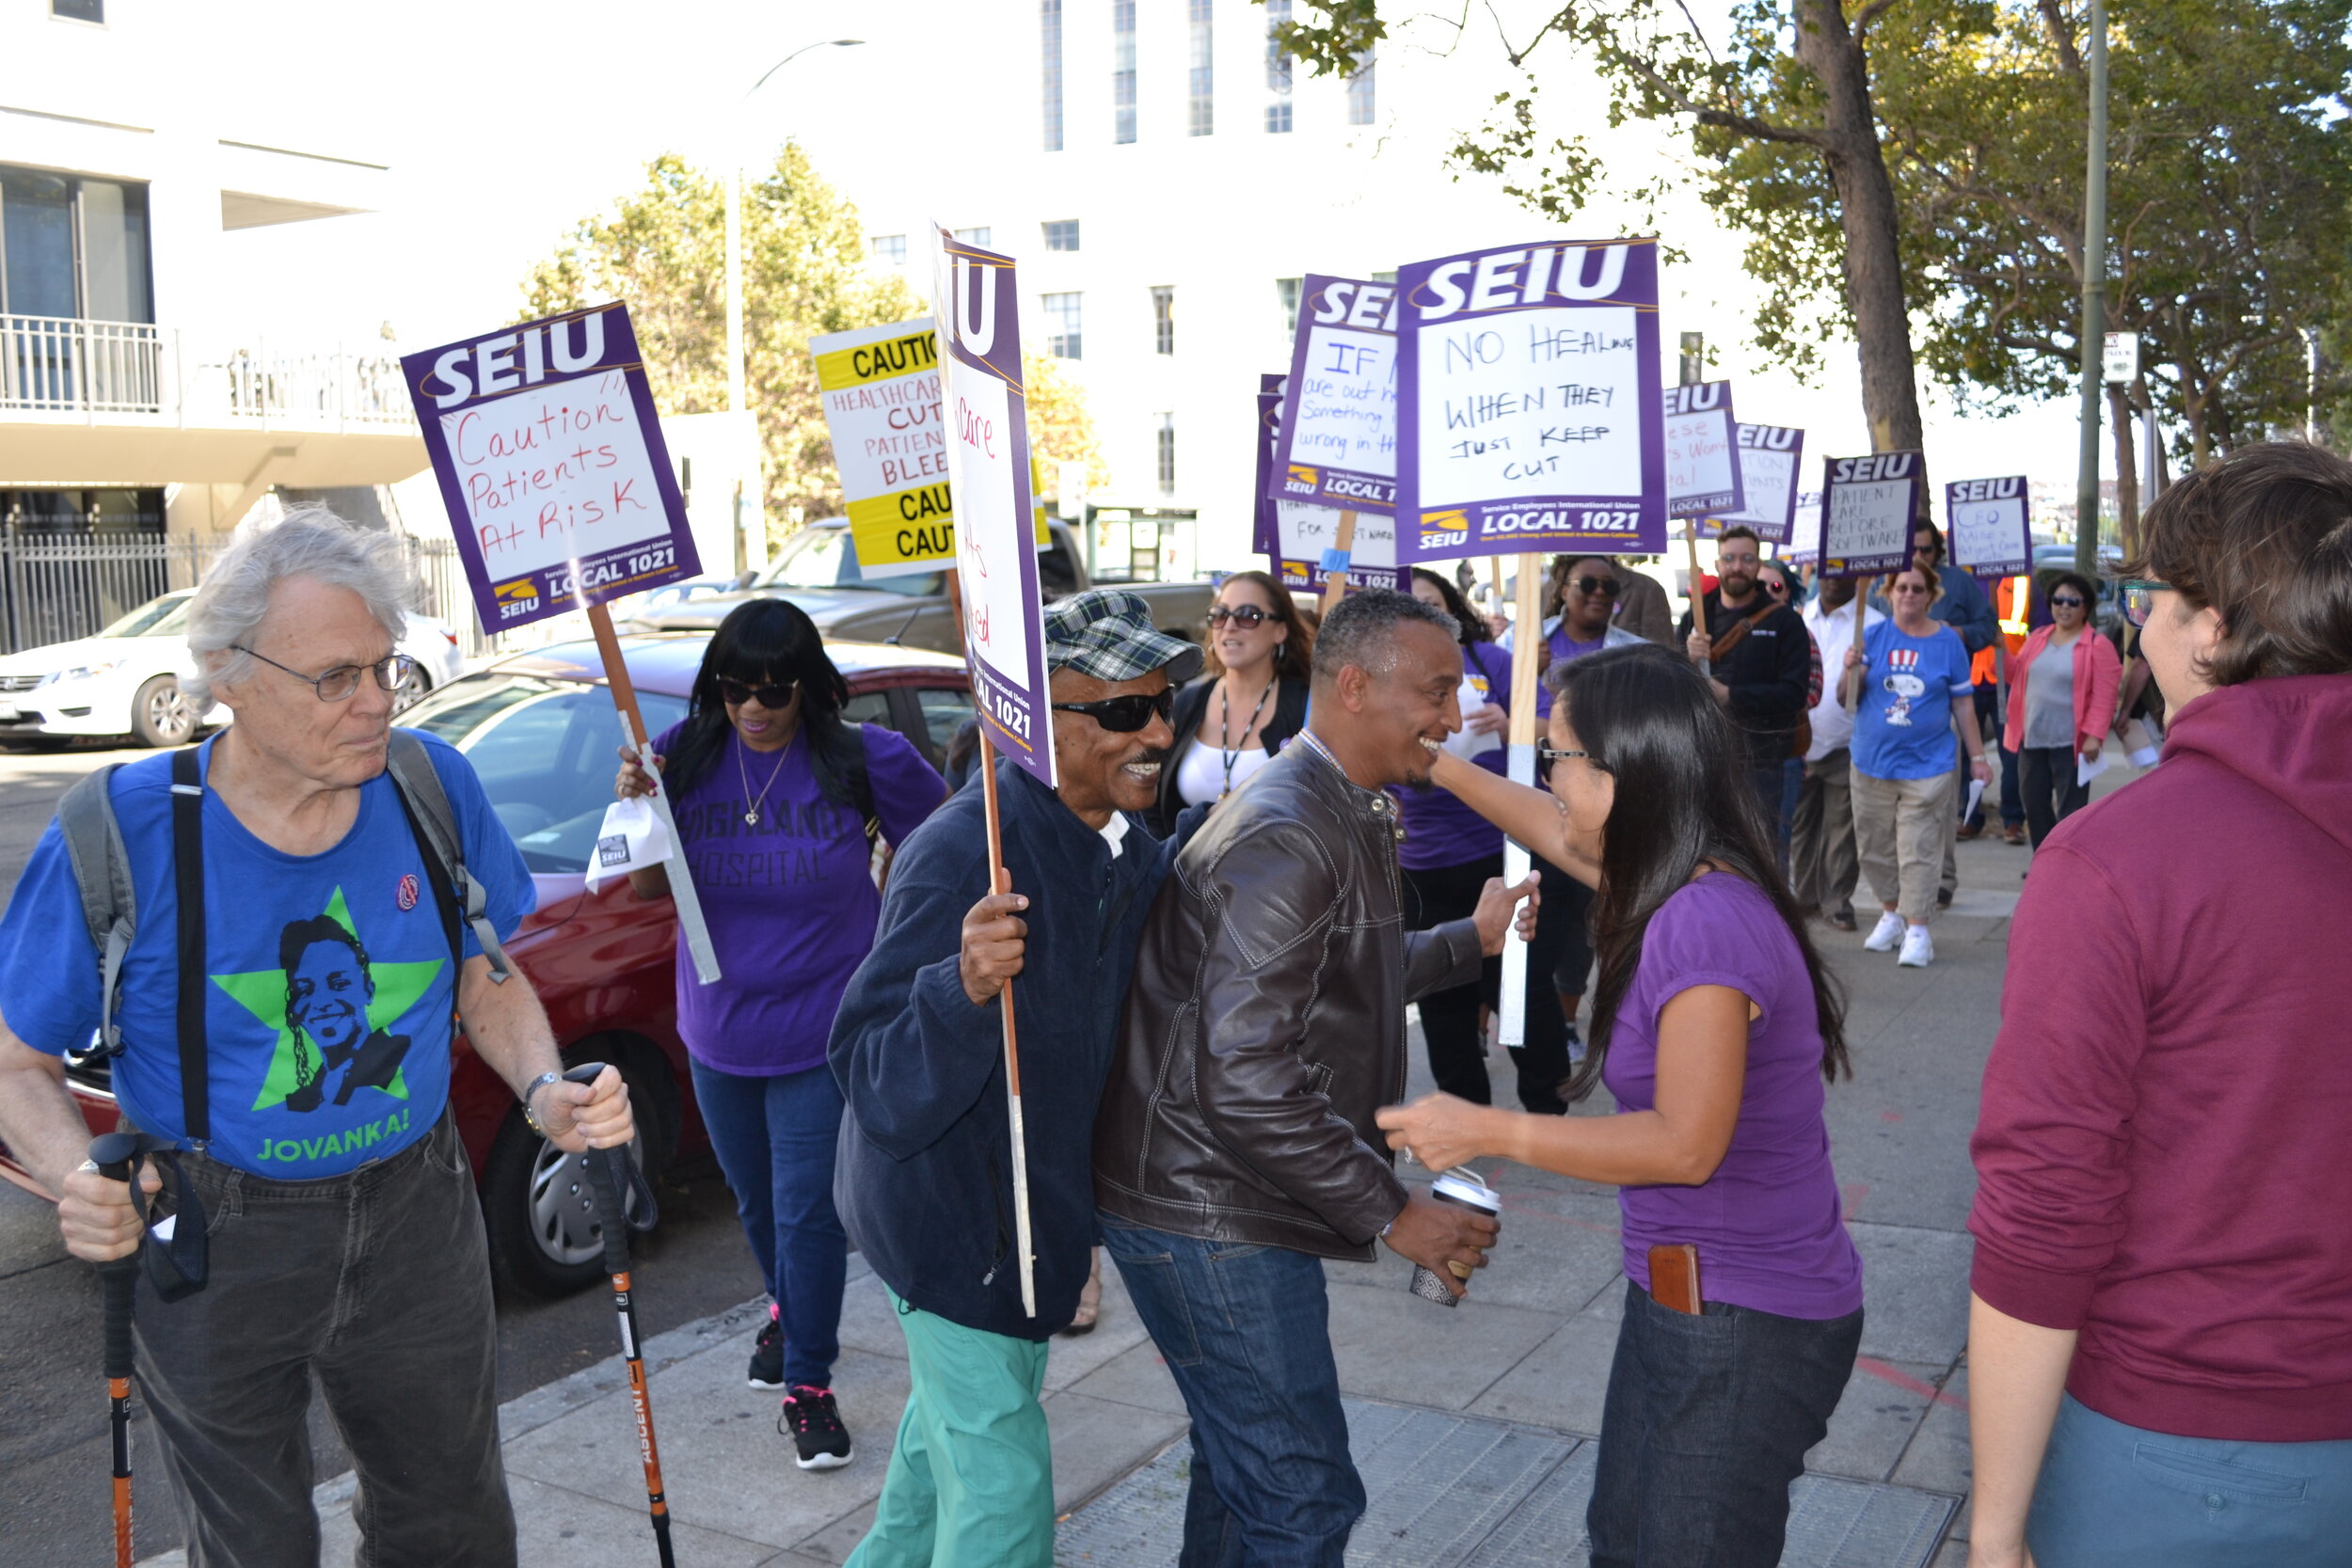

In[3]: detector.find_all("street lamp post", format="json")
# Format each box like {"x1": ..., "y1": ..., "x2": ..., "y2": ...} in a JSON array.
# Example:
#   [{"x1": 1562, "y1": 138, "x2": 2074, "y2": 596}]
[
  {"x1": 2073, "y1": 0, "x2": 2108, "y2": 577},
  {"x1": 725, "y1": 38, "x2": 864, "y2": 565}
]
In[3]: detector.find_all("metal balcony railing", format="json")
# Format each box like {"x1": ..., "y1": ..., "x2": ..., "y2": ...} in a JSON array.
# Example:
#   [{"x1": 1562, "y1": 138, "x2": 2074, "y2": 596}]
[{"x1": 0, "y1": 315, "x2": 414, "y2": 431}]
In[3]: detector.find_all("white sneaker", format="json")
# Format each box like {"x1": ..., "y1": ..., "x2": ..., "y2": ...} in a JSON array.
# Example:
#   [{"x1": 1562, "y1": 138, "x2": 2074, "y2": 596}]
[
  {"x1": 1864, "y1": 911, "x2": 1906, "y2": 951},
  {"x1": 1898, "y1": 926, "x2": 1934, "y2": 967}
]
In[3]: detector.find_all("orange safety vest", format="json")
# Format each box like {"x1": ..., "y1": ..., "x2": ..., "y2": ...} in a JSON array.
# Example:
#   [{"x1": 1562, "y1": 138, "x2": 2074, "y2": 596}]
[{"x1": 1995, "y1": 575, "x2": 2032, "y2": 655}]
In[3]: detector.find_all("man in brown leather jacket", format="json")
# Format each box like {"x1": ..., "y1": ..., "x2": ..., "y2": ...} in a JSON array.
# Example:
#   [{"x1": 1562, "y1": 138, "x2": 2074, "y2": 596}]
[{"x1": 1092, "y1": 588, "x2": 1535, "y2": 1565}]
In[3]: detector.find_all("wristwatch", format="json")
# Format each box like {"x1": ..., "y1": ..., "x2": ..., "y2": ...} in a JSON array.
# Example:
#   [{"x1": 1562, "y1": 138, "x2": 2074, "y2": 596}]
[{"x1": 519, "y1": 1071, "x2": 564, "y2": 1137}]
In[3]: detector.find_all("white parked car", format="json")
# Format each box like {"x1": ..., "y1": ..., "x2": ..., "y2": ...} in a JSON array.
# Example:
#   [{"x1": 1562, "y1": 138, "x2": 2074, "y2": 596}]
[{"x1": 0, "y1": 590, "x2": 467, "y2": 748}]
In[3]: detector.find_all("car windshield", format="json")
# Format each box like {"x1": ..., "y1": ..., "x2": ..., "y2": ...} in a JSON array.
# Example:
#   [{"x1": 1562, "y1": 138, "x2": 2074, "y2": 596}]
[
  {"x1": 405, "y1": 673, "x2": 690, "y2": 874},
  {"x1": 97, "y1": 595, "x2": 191, "y2": 639},
  {"x1": 757, "y1": 529, "x2": 943, "y2": 599}
]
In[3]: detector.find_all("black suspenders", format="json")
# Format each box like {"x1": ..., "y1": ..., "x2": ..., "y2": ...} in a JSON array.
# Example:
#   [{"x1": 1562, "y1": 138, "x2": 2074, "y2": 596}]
[{"x1": 168, "y1": 747, "x2": 209, "y2": 1150}]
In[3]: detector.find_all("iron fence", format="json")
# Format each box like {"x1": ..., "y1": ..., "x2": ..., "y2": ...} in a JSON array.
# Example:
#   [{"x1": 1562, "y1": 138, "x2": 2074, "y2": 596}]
[
  {"x1": 0, "y1": 527, "x2": 479, "y2": 657},
  {"x1": 0, "y1": 315, "x2": 413, "y2": 429}
]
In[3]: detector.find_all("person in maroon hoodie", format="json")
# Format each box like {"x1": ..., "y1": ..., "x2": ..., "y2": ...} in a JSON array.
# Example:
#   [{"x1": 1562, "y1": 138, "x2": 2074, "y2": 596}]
[{"x1": 1967, "y1": 441, "x2": 2352, "y2": 1568}]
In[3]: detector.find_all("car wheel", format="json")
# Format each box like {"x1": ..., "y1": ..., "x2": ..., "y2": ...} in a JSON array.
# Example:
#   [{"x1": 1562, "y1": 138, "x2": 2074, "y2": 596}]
[
  {"x1": 391, "y1": 663, "x2": 432, "y2": 714},
  {"x1": 480, "y1": 1040, "x2": 678, "y2": 1299},
  {"x1": 131, "y1": 675, "x2": 197, "y2": 748}
]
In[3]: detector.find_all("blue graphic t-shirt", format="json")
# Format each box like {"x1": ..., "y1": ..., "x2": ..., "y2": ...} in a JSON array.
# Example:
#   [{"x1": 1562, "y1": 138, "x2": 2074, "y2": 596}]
[
  {"x1": 1851, "y1": 620, "x2": 1974, "y2": 781},
  {"x1": 0, "y1": 730, "x2": 533, "y2": 1178}
]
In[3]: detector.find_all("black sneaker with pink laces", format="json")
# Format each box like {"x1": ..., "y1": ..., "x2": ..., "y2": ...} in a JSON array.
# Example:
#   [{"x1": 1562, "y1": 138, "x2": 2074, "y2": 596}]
[{"x1": 781, "y1": 1385, "x2": 853, "y2": 1470}]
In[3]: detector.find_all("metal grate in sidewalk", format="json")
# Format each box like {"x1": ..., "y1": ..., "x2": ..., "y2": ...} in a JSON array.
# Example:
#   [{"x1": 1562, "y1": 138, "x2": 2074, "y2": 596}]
[{"x1": 1056, "y1": 1399, "x2": 1959, "y2": 1568}]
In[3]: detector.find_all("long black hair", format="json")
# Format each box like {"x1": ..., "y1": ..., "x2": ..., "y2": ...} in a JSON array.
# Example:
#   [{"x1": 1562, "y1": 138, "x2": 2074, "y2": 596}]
[
  {"x1": 1410, "y1": 567, "x2": 1490, "y2": 645},
  {"x1": 663, "y1": 599, "x2": 859, "y2": 805},
  {"x1": 1549, "y1": 642, "x2": 1850, "y2": 1101}
]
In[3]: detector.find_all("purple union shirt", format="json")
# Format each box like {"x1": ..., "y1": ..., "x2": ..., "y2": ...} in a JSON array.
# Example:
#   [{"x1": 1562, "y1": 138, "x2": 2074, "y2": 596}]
[
  {"x1": 655, "y1": 721, "x2": 946, "y2": 1076},
  {"x1": 1604, "y1": 873, "x2": 1863, "y2": 1320}
]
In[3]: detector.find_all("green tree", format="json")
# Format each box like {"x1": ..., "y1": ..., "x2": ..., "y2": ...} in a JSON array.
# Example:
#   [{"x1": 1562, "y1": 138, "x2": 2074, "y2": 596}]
[
  {"x1": 521, "y1": 147, "x2": 921, "y2": 539},
  {"x1": 1024, "y1": 351, "x2": 1110, "y2": 499},
  {"x1": 1276, "y1": 0, "x2": 2352, "y2": 483}
]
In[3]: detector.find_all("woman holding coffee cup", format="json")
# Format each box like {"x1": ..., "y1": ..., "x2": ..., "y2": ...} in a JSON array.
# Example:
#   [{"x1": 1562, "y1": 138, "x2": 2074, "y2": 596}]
[{"x1": 1379, "y1": 641, "x2": 1864, "y2": 1568}]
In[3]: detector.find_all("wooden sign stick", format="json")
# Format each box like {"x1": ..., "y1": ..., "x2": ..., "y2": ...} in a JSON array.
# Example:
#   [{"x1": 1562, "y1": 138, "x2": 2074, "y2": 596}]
[
  {"x1": 1318, "y1": 510, "x2": 1360, "y2": 618},
  {"x1": 1497, "y1": 550, "x2": 1544, "y2": 1048},
  {"x1": 1685, "y1": 520, "x2": 1711, "y2": 677},
  {"x1": 946, "y1": 568, "x2": 1038, "y2": 1318},
  {"x1": 587, "y1": 601, "x2": 720, "y2": 985}
]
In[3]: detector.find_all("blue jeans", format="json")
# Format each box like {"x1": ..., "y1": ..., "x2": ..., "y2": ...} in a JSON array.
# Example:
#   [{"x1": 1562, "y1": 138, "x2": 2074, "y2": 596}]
[
  {"x1": 690, "y1": 1057, "x2": 848, "y2": 1389},
  {"x1": 1588, "y1": 1280, "x2": 1862, "y2": 1568},
  {"x1": 1100, "y1": 1217, "x2": 1361, "y2": 1567},
  {"x1": 2026, "y1": 1393, "x2": 2352, "y2": 1566}
]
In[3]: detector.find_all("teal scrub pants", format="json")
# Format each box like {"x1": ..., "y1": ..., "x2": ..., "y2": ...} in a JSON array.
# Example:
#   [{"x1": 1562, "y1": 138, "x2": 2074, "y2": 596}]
[{"x1": 846, "y1": 1290, "x2": 1054, "y2": 1568}]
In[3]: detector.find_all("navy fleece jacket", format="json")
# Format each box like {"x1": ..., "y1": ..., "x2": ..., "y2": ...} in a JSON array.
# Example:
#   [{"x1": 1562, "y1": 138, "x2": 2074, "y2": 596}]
[{"x1": 830, "y1": 758, "x2": 1183, "y2": 1339}]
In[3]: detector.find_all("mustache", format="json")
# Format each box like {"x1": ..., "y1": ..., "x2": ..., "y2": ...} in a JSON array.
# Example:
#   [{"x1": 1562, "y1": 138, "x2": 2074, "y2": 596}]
[{"x1": 1122, "y1": 744, "x2": 1173, "y2": 768}]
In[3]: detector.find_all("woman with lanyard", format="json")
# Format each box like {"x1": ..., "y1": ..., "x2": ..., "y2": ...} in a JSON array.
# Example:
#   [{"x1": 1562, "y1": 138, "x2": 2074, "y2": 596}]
[
  {"x1": 1497, "y1": 554, "x2": 1646, "y2": 1087},
  {"x1": 1395, "y1": 568, "x2": 1522, "y2": 1103},
  {"x1": 1146, "y1": 569, "x2": 1311, "y2": 836},
  {"x1": 615, "y1": 599, "x2": 946, "y2": 1470}
]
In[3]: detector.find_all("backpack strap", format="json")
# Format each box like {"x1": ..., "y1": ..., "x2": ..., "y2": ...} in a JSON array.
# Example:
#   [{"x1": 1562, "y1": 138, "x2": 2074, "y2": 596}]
[
  {"x1": 383, "y1": 730, "x2": 513, "y2": 983},
  {"x1": 842, "y1": 722, "x2": 880, "y2": 845},
  {"x1": 56, "y1": 765, "x2": 135, "y2": 1060},
  {"x1": 169, "y1": 746, "x2": 210, "y2": 1149}
]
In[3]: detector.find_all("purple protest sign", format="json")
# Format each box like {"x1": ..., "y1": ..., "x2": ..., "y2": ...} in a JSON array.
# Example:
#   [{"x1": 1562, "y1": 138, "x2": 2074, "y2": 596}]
[
  {"x1": 404, "y1": 304, "x2": 699, "y2": 632},
  {"x1": 1786, "y1": 489, "x2": 1824, "y2": 563},
  {"x1": 1946, "y1": 475, "x2": 2032, "y2": 578},
  {"x1": 932, "y1": 226, "x2": 1054, "y2": 787},
  {"x1": 1269, "y1": 277, "x2": 1399, "y2": 515},
  {"x1": 1395, "y1": 238, "x2": 1665, "y2": 562},
  {"x1": 1706, "y1": 422, "x2": 1804, "y2": 542},
  {"x1": 1820, "y1": 451, "x2": 1925, "y2": 578},
  {"x1": 1662, "y1": 381, "x2": 1743, "y2": 519},
  {"x1": 1256, "y1": 373, "x2": 1400, "y2": 590},
  {"x1": 1252, "y1": 374, "x2": 1284, "y2": 555}
]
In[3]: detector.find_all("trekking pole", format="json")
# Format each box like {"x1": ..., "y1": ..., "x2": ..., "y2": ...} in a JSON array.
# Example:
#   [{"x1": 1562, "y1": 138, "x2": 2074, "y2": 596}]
[
  {"x1": 562, "y1": 1064, "x2": 674, "y2": 1568},
  {"x1": 89, "y1": 1132, "x2": 142, "y2": 1568}
]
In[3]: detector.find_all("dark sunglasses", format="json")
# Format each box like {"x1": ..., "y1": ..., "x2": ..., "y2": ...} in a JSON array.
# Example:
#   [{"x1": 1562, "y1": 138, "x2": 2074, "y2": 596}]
[
  {"x1": 1568, "y1": 577, "x2": 1619, "y2": 597},
  {"x1": 717, "y1": 675, "x2": 798, "y2": 708},
  {"x1": 1539, "y1": 745, "x2": 1591, "y2": 764},
  {"x1": 1051, "y1": 689, "x2": 1175, "y2": 733},
  {"x1": 1208, "y1": 605, "x2": 1273, "y2": 627},
  {"x1": 2049, "y1": 594, "x2": 2086, "y2": 609}
]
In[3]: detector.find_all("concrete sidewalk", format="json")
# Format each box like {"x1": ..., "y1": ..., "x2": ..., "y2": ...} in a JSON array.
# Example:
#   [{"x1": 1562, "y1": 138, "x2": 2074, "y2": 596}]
[{"x1": 138, "y1": 834, "x2": 2039, "y2": 1568}]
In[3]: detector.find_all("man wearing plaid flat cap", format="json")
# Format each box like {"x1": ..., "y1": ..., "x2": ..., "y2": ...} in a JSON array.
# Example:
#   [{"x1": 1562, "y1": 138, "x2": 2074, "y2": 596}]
[{"x1": 831, "y1": 590, "x2": 1204, "y2": 1568}]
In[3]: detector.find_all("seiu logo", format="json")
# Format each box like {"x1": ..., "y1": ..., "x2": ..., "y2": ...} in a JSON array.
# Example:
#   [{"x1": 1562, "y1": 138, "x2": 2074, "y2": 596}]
[
  {"x1": 426, "y1": 310, "x2": 609, "y2": 409},
  {"x1": 493, "y1": 578, "x2": 539, "y2": 604}
]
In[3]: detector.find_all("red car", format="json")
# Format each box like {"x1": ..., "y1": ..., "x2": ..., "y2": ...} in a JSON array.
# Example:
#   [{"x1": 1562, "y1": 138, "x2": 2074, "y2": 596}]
[{"x1": 1, "y1": 632, "x2": 976, "y2": 1297}]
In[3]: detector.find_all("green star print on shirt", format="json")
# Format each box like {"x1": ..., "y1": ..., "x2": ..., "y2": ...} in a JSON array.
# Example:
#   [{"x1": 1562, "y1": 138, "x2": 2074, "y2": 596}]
[{"x1": 211, "y1": 885, "x2": 444, "y2": 1113}]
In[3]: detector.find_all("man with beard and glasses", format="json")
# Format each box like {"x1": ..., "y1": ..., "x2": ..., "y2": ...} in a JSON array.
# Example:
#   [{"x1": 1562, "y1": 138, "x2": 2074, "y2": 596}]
[
  {"x1": 1093, "y1": 588, "x2": 1537, "y2": 1564},
  {"x1": 830, "y1": 590, "x2": 1204, "y2": 1568},
  {"x1": 1680, "y1": 525, "x2": 1814, "y2": 827}
]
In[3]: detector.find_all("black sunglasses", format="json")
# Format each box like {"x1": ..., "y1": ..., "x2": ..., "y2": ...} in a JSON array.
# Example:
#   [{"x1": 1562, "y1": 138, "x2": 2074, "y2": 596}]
[
  {"x1": 717, "y1": 675, "x2": 798, "y2": 708},
  {"x1": 1568, "y1": 577, "x2": 1619, "y2": 597},
  {"x1": 2049, "y1": 594, "x2": 2086, "y2": 609},
  {"x1": 1208, "y1": 605, "x2": 1273, "y2": 627},
  {"x1": 1051, "y1": 689, "x2": 1175, "y2": 733}
]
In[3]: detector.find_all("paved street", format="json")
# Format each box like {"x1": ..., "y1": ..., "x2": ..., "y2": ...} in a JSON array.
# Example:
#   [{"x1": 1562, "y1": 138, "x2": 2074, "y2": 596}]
[{"x1": 0, "y1": 737, "x2": 2120, "y2": 1567}]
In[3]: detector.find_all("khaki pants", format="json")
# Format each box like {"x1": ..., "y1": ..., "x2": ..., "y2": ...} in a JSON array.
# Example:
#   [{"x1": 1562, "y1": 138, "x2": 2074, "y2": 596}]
[
  {"x1": 1792, "y1": 748, "x2": 1861, "y2": 917},
  {"x1": 1851, "y1": 767, "x2": 1956, "y2": 925}
]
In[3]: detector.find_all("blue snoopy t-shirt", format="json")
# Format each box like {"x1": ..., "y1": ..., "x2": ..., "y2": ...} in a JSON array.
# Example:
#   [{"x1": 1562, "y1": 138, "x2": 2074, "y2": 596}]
[
  {"x1": 0, "y1": 729, "x2": 532, "y2": 1178},
  {"x1": 1851, "y1": 619, "x2": 1974, "y2": 782}
]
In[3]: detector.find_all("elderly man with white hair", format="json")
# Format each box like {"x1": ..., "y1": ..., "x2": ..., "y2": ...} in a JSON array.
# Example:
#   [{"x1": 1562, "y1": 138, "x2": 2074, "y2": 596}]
[{"x1": 0, "y1": 509, "x2": 630, "y2": 1567}]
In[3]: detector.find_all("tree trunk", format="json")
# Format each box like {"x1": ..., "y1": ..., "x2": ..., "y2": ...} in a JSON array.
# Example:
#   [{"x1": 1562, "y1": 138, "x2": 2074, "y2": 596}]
[
  {"x1": 2106, "y1": 383, "x2": 2139, "y2": 558},
  {"x1": 1794, "y1": 1, "x2": 1924, "y2": 458}
]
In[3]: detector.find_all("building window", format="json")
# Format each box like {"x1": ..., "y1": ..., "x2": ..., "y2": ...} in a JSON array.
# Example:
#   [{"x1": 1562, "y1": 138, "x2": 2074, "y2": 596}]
[
  {"x1": 1041, "y1": 293, "x2": 1084, "y2": 359},
  {"x1": 953, "y1": 227, "x2": 993, "y2": 248},
  {"x1": 1152, "y1": 287, "x2": 1176, "y2": 355},
  {"x1": 1043, "y1": 219, "x2": 1081, "y2": 252},
  {"x1": 1371, "y1": 270, "x2": 1396, "y2": 284},
  {"x1": 1041, "y1": 0, "x2": 1064, "y2": 152},
  {"x1": 0, "y1": 167, "x2": 151, "y2": 322},
  {"x1": 870, "y1": 234, "x2": 907, "y2": 266},
  {"x1": 1113, "y1": 0, "x2": 1137, "y2": 145},
  {"x1": 1188, "y1": 0, "x2": 1215, "y2": 136},
  {"x1": 1276, "y1": 277, "x2": 1302, "y2": 336},
  {"x1": 51, "y1": 0, "x2": 103, "y2": 21},
  {"x1": 1264, "y1": 0, "x2": 1294, "y2": 133},
  {"x1": 1348, "y1": 47, "x2": 1376, "y2": 124},
  {"x1": 1157, "y1": 415, "x2": 1177, "y2": 496}
]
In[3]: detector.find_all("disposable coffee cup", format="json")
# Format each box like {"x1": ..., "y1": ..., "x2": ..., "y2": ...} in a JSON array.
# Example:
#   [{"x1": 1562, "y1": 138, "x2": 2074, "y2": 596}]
[{"x1": 1408, "y1": 1167, "x2": 1500, "y2": 1308}]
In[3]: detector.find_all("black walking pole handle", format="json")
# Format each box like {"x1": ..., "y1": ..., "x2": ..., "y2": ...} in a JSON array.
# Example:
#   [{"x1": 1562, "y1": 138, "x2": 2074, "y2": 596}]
[
  {"x1": 561, "y1": 1064, "x2": 644, "y2": 1276},
  {"x1": 88, "y1": 1133, "x2": 142, "y2": 1381}
]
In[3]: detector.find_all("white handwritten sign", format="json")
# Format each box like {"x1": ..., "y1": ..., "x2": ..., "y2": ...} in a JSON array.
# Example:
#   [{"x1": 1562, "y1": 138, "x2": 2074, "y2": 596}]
[
  {"x1": 1661, "y1": 381, "x2": 1743, "y2": 519},
  {"x1": 1820, "y1": 451, "x2": 1924, "y2": 578},
  {"x1": 1708, "y1": 422, "x2": 1804, "y2": 541},
  {"x1": 1945, "y1": 475, "x2": 2032, "y2": 578},
  {"x1": 1271, "y1": 276, "x2": 1400, "y2": 513}
]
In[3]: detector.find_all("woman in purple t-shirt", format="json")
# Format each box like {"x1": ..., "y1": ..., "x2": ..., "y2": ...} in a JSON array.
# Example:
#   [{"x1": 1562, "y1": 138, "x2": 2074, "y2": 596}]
[
  {"x1": 1388, "y1": 641, "x2": 1864, "y2": 1568},
  {"x1": 616, "y1": 600, "x2": 945, "y2": 1472}
]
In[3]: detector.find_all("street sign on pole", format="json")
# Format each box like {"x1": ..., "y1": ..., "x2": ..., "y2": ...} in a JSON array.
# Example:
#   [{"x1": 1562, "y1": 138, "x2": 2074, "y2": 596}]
[{"x1": 2102, "y1": 332, "x2": 2138, "y2": 386}]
